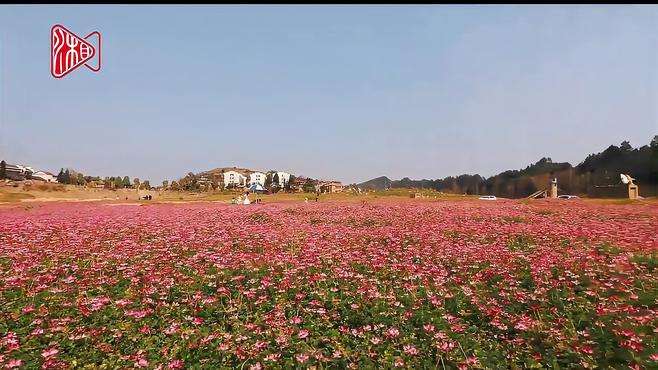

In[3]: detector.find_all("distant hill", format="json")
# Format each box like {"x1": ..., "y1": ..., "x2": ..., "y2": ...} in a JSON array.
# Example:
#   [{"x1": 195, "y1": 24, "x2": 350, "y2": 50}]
[
  {"x1": 357, "y1": 136, "x2": 658, "y2": 198},
  {"x1": 200, "y1": 166, "x2": 260, "y2": 176},
  {"x1": 357, "y1": 176, "x2": 392, "y2": 190}
]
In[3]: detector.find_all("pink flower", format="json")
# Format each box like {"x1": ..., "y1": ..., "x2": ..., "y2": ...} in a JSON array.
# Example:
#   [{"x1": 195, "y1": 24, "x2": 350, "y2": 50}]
[
  {"x1": 297, "y1": 329, "x2": 309, "y2": 339},
  {"x1": 5, "y1": 359, "x2": 22, "y2": 368},
  {"x1": 135, "y1": 358, "x2": 149, "y2": 367},
  {"x1": 580, "y1": 346, "x2": 594, "y2": 355},
  {"x1": 1, "y1": 332, "x2": 19, "y2": 352},
  {"x1": 62, "y1": 275, "x2": 75, "y2": 284},
  {"x1": 164, "y1": 323, "x2": 180, "y2": 335},
  {"x1": 514, "y1": 316, "x2": 535, "y2": 331},
  {"x1": 115, "y1": 299, "x2": 132, "y2": 307},
  {"x1": 264, "y1": 353, "x2": 281, "y2": 362},
  {"x1": 385, "y1": 327, "x2": 400, "y2": 338},
  {"x1": 437, "y1": 341, "x2": 455, "y2": 353},
  {"x1": 465, "y1": 356, "x2": 480, "y2": 366},
  {"x1": 125, "y1": 309, "x2": 152, "y2": 319},
  {"x1": 167, "y1": 359, "x2": 184, "y2": 369},
  {"x1": 403, "y1": 344, "x2": 418, "y2": 356},
  {"x1": 394, "y1": 357, "x2": 405, "y2": 367},
  {"x1": 41, "y1": 347, "x2": 59, "y2": 359},
  {"x1": 21, "y1": 305, "x2": 35, "y2": 314},
  {"x1": 295, "y1": 353, "x2": 309, "y2": 363}
]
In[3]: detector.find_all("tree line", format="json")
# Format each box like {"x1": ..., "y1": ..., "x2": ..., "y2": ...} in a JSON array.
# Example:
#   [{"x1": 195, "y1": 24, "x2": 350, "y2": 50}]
[
  {"x1": 369, "y1": 136, "x2": 658, "y2": 198},
  {"x1": 164, "y1": 170, "x2": 320, "y2": 193},
  {"x1": 55, "y1": 169, "x2": 151, "y2": 190}
]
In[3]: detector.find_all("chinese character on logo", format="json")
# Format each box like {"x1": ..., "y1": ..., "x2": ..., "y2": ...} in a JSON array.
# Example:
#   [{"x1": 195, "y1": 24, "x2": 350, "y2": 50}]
[{"x1": 51, "y1": 24, "x2": 101, "y2": 78}]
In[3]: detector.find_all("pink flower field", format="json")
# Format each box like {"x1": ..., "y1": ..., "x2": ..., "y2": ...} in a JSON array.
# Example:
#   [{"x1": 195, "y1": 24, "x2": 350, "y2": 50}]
[{"x1": 0, "y1": 199, "x2": 656, "y2": 369}]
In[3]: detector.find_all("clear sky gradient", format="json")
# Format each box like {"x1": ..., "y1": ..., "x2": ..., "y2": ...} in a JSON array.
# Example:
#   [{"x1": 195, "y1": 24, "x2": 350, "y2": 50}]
[{"x1": 1, "y1": 5, "x2": 657, "y2": 185}]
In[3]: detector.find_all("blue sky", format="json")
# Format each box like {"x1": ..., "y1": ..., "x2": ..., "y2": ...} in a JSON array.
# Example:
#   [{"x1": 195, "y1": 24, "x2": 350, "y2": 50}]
[{"x1": 0, "y1": 5, "x2": 656, "y2": 184}]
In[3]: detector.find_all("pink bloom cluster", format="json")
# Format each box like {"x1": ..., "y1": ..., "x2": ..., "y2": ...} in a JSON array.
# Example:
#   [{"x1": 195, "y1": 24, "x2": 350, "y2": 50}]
[{"x1": 0, "y1": 199, "x2": 656, "y2": 368}]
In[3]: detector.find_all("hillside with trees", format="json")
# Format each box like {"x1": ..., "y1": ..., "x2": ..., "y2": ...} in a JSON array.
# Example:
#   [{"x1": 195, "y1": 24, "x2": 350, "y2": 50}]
[
  {"x1": 51, "y1": 168, "x2": 151, "y2": 190},
  {"x1": 358, "y1": 136, "x2": 658, "y2": 198},
  {"x1": 358, "y1": 176, "x2": 393, "y2": 191}
]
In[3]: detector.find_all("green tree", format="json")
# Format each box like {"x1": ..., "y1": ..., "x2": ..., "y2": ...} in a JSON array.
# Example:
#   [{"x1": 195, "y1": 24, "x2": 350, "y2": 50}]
[
  {"x1": 0, "y1": 160, "x2": 6, "y2": 179},
  {"x1": 63, "y1": 169, "x2": 71, "y2": 184},
  {"x1": 302, "y1": 179, "x2": 317, "y2": 193},
  {"x1": 122, "y1": 176, "x2": 131, "y2": 188},
  {"x1": 272, "y1": 173, "x2": 280, "y2": 189},
  {"x1": 286, "y1": 175, "x2": 296, "y2": 192},
  {"x1": 264, "y1": 172, "x2": 273, "y2": 190},
  {"x1": 56, "y1": 169, "x2": 65, "y2": 183},
  {"x1": 162, "y1": 180, "x2": 169, "y2": 189},
  {"x1": 620, "y1": 140, "x2": 632, "y2": 152}
]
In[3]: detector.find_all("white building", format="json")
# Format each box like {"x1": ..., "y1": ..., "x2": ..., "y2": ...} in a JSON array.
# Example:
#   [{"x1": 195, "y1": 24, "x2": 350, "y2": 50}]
[
  {"x1": 273, "y1": 171, "x2": 291, "y2": 187},
  {"x1": 4, "y1": 164, "x2": 33, "y2": 181},
  {"x1": 30, "y1": 171, "x2": 58, "y2": 183},
  {"x1": 249, "y1": 172, "x2": 266, "y2": 187},
  {"x1": 223, "y1": 170, "x2": 247, "y2": 188}
]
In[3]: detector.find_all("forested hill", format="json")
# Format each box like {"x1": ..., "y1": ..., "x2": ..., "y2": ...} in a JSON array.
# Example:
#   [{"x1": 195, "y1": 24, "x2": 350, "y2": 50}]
[{"x1": 357, "y1": 136, "x2": 658, "y2": 198}]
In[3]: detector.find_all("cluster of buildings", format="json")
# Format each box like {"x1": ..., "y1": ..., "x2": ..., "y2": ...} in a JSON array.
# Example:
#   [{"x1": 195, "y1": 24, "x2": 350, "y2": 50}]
[
  {"x1": 223, "y1": 169, "x2": 290, "y2": 189},
  {"x1": 1, "y1": 162, "x2": 58, "y2": 183},
  {"x1": 317, "y1": 180, "x2": 344, "y2": 194},
  {"x1": 2, "y1": 161, "x2": 346, "y2": 194},
  {"x1": 196, "y1": 167, "x2": 344, "y2": 193}
]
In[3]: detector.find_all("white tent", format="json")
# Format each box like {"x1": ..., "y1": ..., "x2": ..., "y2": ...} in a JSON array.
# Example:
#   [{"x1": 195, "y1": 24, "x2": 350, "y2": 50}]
[{"x1": 248, "y1": 183, "x2": 266, "y2": 193}]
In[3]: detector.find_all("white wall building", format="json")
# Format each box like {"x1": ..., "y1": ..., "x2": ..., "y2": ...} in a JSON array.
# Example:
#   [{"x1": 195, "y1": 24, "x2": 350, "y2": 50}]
[
  {"x1": 30, "y1": 171, "x2": 58, "y2": 183},
  {"x1": 249, "y1": 172, "x2": 266, "y2": 187},
  {"x1": 4, "y1": 164, "x2": 33, "y2": 181},
  {"x1": 273, "y1": 171, "x2": 291, "y2": 187},
  {"x1": 223, "y1": 170, "x2": 247, "y2": 188}
]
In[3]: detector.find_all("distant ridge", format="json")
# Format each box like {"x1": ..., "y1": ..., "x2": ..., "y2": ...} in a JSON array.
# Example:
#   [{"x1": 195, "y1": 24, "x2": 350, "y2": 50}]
[
  {"x1": 200, "y1": 166, "x2": 260, "y2": 176},
  {"x1": 356, "y1": 137, "x2": 658, "y2": 198},
  {"x1": 357, "y1": 176, "x2": 392, "y2": 190}
]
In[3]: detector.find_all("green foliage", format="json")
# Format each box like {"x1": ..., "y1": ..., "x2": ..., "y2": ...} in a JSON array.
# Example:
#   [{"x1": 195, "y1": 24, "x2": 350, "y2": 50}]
[
  {"x1": 302, "y1": 179, "x2": 317, "y2": 193},
  {"x1": 630, "y1": 252, "x2": 658, "y2": 272},
  {"x1": 285, "y1": 175, "x2": 295, "y2": 192},
  {"x1": 507, "y1": 234, "x2": 536, "y2": 253},
  {"x1": 502, "y1": 215, "x2": 527, "y2": 224}
]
